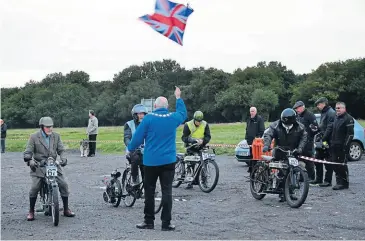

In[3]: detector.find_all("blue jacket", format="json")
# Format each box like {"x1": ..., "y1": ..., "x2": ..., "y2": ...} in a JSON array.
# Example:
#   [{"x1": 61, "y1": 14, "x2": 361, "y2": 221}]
[{"x1": 127, "y1": 98, "x2": 187, "y2": 166}]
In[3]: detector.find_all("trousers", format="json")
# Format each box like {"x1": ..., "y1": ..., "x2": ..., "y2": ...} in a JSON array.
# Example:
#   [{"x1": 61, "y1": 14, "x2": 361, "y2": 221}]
[
  {"x1": 0, "y1": 138, "x2": 5, "y2": 152},
  {"x1": 143, "y1": 162, "x2": 175, "y2": 224},
  {"x1": 88, "y1": 134, "x2": 97, "y2": 155},
  {"x1": 330, "y1": 145, "x2": 349, "y2": 185},
  {"x1": 314, "y1": 148, "x2": 333, "y2": 183},
  {"x1": 29, "y1": 175, "x2": 69, "y2": 198}
]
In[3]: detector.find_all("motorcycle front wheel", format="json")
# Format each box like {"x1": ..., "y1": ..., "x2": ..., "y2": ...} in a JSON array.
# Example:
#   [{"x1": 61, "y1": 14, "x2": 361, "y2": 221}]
[
  {"x1": 284, "y1": 166, "x2": 309, "y2": 208},
  {"x1": 121, "y1": 168, "x2": 136, "y2": 207},
  {"x1": 198, "y1": 159, "x2": 219, "y2": 193},
  {"x1": 51, "y1": 186, "x2": 59, "y2": 226}
]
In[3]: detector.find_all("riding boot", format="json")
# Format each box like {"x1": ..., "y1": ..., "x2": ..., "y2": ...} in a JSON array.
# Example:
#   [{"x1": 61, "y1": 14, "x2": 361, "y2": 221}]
[
  {"x1": 27, "y1": 197, "x2": 37, "y2": 221},
  {"x1": 61, "y1": 196, "x2": 75, "y2": 217}
]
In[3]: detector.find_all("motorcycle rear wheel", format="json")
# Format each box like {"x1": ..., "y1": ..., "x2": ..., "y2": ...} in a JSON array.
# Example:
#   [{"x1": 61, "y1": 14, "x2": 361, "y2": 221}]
[
  {"x1": 172, "y1": 160, "x2": 185, "y2": 188},
  {"x1": 112, "y1": 179, "x2": 122, "y2": 208},
  {"x1": 250, "y1": 164, "x2": 267, "y2": 200}
]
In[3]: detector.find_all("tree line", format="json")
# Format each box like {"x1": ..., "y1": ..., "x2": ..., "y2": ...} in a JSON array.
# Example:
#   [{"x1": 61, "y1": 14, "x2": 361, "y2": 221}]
[{"x1": 1, "y1": 58, "x2": 365, "y2": 128}]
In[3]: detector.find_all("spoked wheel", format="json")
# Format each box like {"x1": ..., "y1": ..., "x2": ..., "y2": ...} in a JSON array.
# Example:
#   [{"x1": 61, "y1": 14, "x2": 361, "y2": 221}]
[
  {"x1": 284, "y1": 166, "x2": 309, "y2": 208},
  {"x1": 154, "y1": 178, "x2": 163, "y2": 214},
  {"x1": 198, "y1": 159, "x2": 219, "y2": 193},
  {"x1": 51, "y1": 187, "x2": 59, "y2": 226},
  {"x1": 250, "y1": 164, "x2": 267, "y2": 200},
  {"x1": 39, "y1": 184, "x2": 49, "y2": 215},
  {"x1": 121, "y1": 169, "x2": 136, "y2": 207},
  {"x1": 112, "y1": 179, "x2": 122, "y2": 207},
  {"x1": 172, "y1": 160, "x2": 185, "y2": 188}
]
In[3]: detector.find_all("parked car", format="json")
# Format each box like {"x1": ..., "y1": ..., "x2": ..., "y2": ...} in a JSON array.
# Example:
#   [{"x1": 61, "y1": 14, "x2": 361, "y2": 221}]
[
  {"x1": 234, "y1": 140, "x2": 251, "y2": 165},
  {"x1": 314, "y1": 114, "x2": 365, "y2": 161},
  {"x1": 235, "y1": 128, "x2": 270, "y2": 165}
]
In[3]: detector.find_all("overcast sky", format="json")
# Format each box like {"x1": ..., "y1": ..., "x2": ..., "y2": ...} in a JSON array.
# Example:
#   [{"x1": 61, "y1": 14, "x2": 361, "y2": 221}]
[{"x1": 1, "y1": 0, "x2": 364, "y2": 88}]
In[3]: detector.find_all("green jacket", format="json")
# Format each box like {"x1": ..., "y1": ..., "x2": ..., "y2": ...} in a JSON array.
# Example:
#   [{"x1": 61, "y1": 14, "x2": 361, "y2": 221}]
[{"x1": 24, "y1": 130, "x2": 67, "y2": 178}]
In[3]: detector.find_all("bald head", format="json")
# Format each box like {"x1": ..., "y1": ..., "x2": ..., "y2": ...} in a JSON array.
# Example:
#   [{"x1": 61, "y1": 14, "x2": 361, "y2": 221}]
[
  {"x1": 249, "y1": 107, "x2": 257, "y2": 118},
  {"x1": 154, "y1": 96, "x2": 168, "y2": 109}
]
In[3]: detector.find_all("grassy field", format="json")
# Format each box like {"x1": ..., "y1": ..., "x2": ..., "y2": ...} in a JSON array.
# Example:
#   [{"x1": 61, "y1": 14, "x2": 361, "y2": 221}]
[{"x1": 3, "y1": 120, "x2": 365, "y2": 155}]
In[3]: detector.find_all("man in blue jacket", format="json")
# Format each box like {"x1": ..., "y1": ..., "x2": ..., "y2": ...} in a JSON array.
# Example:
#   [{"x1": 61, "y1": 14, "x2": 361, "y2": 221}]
[{"x1": 127, "y1": 86, "x2": 187, "y2": 231}]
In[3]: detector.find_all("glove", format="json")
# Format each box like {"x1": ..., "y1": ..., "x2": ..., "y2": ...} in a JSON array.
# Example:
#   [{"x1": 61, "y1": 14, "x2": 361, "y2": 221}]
[
  {"x1": 262, "y1": 146, "x2": 269, "y2": 153},
  {"x1": 192, "y1": 139, "x2": 198, "y2": 144},
  {"x1": 29, "y1": 159, "x2": 37, "y2": 172},
  {"x1": 309, "y1": 124, "x2": 318, "y2": 132},
  {"x1": 60, "y1": 159, "x2": 67, "y2": 167},
  {"x1": 292, "y1": 148, "x2": 302, "y2": 157},
  {"x1": 24, "y1": 157, "x2": 31, "y2": 162}
]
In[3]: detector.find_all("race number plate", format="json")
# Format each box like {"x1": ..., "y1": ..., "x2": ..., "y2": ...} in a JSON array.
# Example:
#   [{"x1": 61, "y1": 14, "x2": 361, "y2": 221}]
[
  {"x1": 288, "y1": 157, "x2": 299, "y2": 166},
  {"x1": 46, "y1": 166, "x2": 58, "y2": 177},
  {"x1": 202, "y1": 152, "x2": 211, "y2": 160}
]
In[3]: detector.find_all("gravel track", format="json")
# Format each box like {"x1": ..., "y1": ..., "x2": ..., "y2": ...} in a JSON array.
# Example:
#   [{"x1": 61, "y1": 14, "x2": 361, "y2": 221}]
[{"x1": 1, "y1": 152, "x2": 365, "y2": 240}]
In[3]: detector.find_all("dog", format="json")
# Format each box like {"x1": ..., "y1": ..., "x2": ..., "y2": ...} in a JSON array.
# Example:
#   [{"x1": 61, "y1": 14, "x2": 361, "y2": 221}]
[{"x1": 80, "y1": 139, "x2": 89, "y2": 157}]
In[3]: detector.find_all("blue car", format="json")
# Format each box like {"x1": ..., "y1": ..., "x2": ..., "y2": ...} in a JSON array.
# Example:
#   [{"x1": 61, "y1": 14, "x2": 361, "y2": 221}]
[{"x1": 314, "y1": 114, "x2": 365, "y2": 161}]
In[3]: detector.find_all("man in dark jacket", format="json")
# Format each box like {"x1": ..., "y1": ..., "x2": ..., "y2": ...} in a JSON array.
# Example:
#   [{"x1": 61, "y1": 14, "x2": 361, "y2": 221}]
[
  {"x1": 314, "y1": 97, "x2": 336, "y2": 186},
  {"x1": 293, "y1": 101, "x2": 318, "y2": 181},
  {"x1": 323, "y1": 102, "x2": 354, "y2": 190},
  {"x1": 245, "y1": 107, "x2": 265, "y2": 145},
  {"x1": 245, "y1": 107, "x2": 265, "y2": 172},
  {"x1": 263, "y1": 108, "x2": 308, "y2": 202},
  {"x1": 1, "y1": 119, "x2": 7, "y2": 153},
  {"x1": 124, "y1": 104, "x2": 148, "y2": 186}
]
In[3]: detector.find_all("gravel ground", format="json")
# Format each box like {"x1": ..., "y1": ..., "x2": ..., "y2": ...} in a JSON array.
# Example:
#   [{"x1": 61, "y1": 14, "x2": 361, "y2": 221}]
[{"x1": 1, "y1": 152, "x2": 365, "y2": 240}]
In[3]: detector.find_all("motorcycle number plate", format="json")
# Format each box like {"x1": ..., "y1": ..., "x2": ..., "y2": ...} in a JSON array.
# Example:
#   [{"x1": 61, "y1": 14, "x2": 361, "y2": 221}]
[
  {"x1": 289, "y1": 157, "x2": 299, "y2": 166},
  {"x1": 46, "y1": 166, "x2": 58, "y2": 177}
]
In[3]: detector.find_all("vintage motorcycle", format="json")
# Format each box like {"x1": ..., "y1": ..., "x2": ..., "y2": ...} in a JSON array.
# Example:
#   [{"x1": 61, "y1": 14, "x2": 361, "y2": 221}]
[
  {"x1": 102, "y1": 168, "x2": 123, "y2": 207},
  {"x1": 37, "y1": 157, "x2": 61, "y2": 226},
  {"x1": 249, "y1": 146, "x2": 309, "y2": 208},
  {"x1": 173, "y1": 143, "x2": 219, "y2": 193}
]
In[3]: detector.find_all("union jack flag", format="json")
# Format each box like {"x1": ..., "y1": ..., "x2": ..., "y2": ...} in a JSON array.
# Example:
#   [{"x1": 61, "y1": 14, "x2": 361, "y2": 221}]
[{"x1": 139, "y1": 0, "x2": 194, "y2": 46}]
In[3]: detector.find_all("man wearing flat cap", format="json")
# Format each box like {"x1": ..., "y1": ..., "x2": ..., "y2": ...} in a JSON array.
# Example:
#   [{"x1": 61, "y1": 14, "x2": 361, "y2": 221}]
[
  {"x1": 313, "y1": 97, "x2": 336, "y2": 187},
  {"x1": 293, "y1": 101, "x2": 318, "y2": 182}
]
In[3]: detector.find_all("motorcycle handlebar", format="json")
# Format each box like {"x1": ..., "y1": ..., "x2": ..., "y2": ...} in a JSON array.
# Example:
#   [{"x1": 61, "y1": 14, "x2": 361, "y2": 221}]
[{"x1": 38, "y1": 159, "x2": 60, "y2": 167}]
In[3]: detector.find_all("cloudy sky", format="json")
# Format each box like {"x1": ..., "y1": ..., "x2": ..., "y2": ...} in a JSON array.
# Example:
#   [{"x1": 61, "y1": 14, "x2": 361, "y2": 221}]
[{"x1": 1, "y1": 0, "x2": 364, "y2": 88}]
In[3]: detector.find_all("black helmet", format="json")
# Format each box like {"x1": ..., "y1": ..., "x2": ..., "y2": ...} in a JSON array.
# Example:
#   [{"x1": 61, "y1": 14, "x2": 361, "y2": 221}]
[{"x1": 280, "y1": 108, "x2": 297, "y2": 125}]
